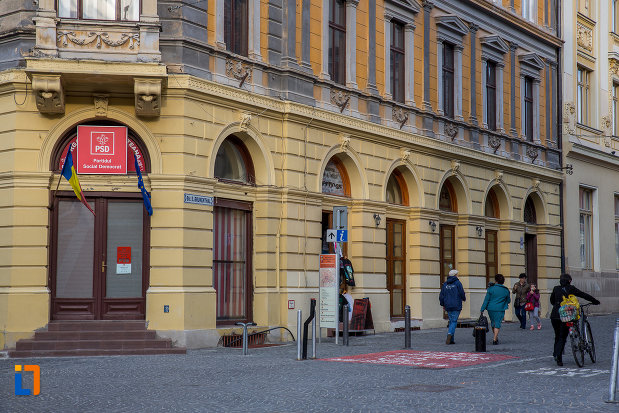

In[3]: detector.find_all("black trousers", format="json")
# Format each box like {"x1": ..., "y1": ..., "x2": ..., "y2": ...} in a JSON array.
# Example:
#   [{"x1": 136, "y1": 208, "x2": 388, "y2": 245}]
[{"x1": 551, "y1": 318, "x2": 570, "y2": 361}]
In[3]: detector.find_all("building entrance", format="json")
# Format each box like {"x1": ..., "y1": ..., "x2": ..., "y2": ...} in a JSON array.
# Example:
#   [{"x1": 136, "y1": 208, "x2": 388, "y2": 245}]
[{"x1": 50, "y1": 194, "x2": 149, "y2": 320}]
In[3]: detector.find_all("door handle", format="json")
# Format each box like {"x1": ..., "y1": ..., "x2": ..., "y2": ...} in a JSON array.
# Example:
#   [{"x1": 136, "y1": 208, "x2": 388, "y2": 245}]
[{"x1": 102, "y1": 261, "x2": 107, "y2": 273}]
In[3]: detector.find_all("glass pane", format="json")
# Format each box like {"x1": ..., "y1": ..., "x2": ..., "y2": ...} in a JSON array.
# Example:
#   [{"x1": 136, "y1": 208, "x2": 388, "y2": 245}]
[
  {"x1": 214, "y1": 208, "x2": 248, "y2": 319},
  {"x1": 120, "y1": 0, "x2": 140, "y2": 21},
  {"x1": 386, "y1": 174, "x2": 402, "y2": 205},
  {"x1": 215, "y1": 139, "x2": 248, "y2": 182},
  {"x1": 485, "y1": 196, "x2": 495, "y2": 218},
  {"x1": 106, "y1": 202, "x2": 143, "y2": 298},
  {"x1": 83, "y1": 0, "x2": 116, "y2": 20},
  {"x1": 392, "y1": 289, "x2": 402, "y2": 316},
  {"x1": 439, "y1": 185, "x2": 453, "y2": 211},
  {"x1": 59, "y1": 0, "x2": 78, "y2": 18},
  {"x1": 393, "y1": 223, "x2": 403, "y2": 257},
  {"x1": 616, "y1": 222, "x2": 619, "y2": 269},
  {"x1": 615, "y1": 196, "x2": 619, "y2": 216},
  {"x1": 56, "y1": 201, "x2": 95, "y2": 298},
  {"x1": 394, "y1": 261, "x2": 402, "y2": 285},
  {"x1": 322, "y1": 159, "x2": 346, "y2": 196}
]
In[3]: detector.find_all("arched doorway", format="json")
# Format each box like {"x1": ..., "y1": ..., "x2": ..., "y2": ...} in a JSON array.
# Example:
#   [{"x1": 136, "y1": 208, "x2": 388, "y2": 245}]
[
  {"x1": 320, "y1": 156, "x2": 351, "y2": 255},
  {"x1": 49, "y1": 122, "x2": 151, "y2": 320},
  {"x1": 385, "y1": 169, "x2": 408, "y2": 318},
  {"x1": 438, "y1": 180, "x2": 457, "y2": 285},
  {"x1": 213, "y1": 135, "x2": 254, "y2": 324},
  {"x1": 524, "y1": 195, "x2": 538, "y2": 285}
]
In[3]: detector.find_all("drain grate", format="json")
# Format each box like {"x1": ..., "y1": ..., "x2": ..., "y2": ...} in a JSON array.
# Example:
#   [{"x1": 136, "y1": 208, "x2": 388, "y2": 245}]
[
  {"x1": 390, "y1": 384, "x2": 462, "y2": 393},
  {"x1": 393, "y1": 327, "x2": 420, "y2": 332},
  {"x1": 221, "y1": 331, "x2": 268, "y2": 348}
]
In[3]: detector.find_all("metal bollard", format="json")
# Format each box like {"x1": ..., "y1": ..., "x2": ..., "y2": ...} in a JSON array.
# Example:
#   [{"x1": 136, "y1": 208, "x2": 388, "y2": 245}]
[
  {"x1": 608, "y1": 318, "x2": 619, "y2": 403},
  {"x1": 296, "y1": 310, "x2": 302, "y2": 361},
  {"x1": 404, "y1": 305, "x2": 411, "y2": 349},
  {"x1": 235, "y1": 322, "x2": 257, "y2": 355},
  {"x1": 474, "y1": 326, "x2": 486, "y2": 352},
  {"x1": 312, "y1": 315, "x2": 317, "y2": 359},
  {"x1": 343, "y1": 304, "x2": 349, "y2": 346},
  {"x1": 302, "y1": 299, "x2": 316, "y2": 360}
]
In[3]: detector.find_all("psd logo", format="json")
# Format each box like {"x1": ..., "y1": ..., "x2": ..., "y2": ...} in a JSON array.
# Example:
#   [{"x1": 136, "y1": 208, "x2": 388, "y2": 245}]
[
  {"x1": 14, "y1": 365, "x2": 40, "y2": 396},
  {"x1": 91, "y1": 131, "x2": 115, "y2": 155}
]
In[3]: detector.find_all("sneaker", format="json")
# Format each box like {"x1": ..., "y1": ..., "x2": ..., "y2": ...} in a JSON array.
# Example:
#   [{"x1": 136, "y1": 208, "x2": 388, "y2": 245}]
[
  {"x1": 538, "y1": 324, "x2": 542, "y2": 330},
  {"x1": 446, "y1": 334, "x2": 452, "y2": 345},
  {"x1": 530, "y1": 325, "x2": 534, "y2": 330},
  {"x1": 450, "y1": 336, "x2": 455, "y2": 345},
  {"x1": 492, "y1": 340, "x2": 499, "y2": 345}
]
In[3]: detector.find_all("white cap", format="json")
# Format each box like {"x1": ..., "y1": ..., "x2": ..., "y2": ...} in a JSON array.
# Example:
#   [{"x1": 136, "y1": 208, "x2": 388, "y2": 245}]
[{"x1": 449, "y1": 269, "x2": 459, "y2": 277}]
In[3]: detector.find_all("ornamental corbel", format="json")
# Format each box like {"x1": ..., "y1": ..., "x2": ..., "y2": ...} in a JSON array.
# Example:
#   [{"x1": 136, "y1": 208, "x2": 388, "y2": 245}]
[
  {"x1": 401, "y1": 149, "x2": 411, "y2": 165},
  {"x1": 532, "y1": 179, "x2": 540, "y2": 191},
  {"x1": 239, "y1": 113, "x2": 252, "y2": 131},
  {"x1": 134, "y1": 78, "x2": 161, "y2": 117},
  {"x1": 94, "y1": 95, "x2": 109, "y2": 117},
  {"x1": 451, "y1": 160, "x2": 460, "y2": 174},
  {"x1": 339, "y1": 134, "x2": 351, "y2": 152},
  {"x1": 32, "y1": 74, "x2": 64, "y2": 114},
  {"x1": 494, "y1": 170, "x2": 503, "y2": 184}
]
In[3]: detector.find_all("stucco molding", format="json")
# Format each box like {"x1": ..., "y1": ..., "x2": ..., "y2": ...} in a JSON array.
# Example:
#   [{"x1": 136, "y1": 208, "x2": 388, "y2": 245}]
[
  {"x1": 134, "y1": 78, "x2": 161, "y2": 117},
  {"x1": 31, "y1": 74, "x2": 64, "y2": 114},
  {"x1": 436, "y1": 164, "x2": 472, "y2": 215},
  {"x1": 521, "y1": 186, "x2": 549, "y2": 226},
  {"x1": 384, "y1": 157, "x2": 425, "y2": 208},
  {"x1": 317, "y1": 144, "x2": 368, "y2": 199},
  {"x1": 482, "y1": 179, "x2": 514, "y2": 221}
]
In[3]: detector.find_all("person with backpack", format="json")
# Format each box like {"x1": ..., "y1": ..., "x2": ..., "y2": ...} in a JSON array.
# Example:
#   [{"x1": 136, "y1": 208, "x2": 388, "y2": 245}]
[
  {"x1": 526, "y1": 283, "x2": 541, "y2": 330},
  {"x1": 512, "y1": 273, "x2": 531, "y2": 329},
  {"x1": 549, "y1": 273, "x2": 600, "y2": 366},
  {"x1": 439, "y1": 269, "x2": 466, "y2": 345},
  {"x1": 480, "y1": 273, "x2": 511, "y2": 345}
]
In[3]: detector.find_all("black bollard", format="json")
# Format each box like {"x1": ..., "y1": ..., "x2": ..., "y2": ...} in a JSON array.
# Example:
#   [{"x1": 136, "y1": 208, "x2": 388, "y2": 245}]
[
  {"x1": 343, "y1": 304, "x2": 349, "y2": 346},
  {"x1": 302, "y1": 299, "x2": 316, "y2": 360},
  {"x1": 474, "y1": 326, "x2": 486, "y2": 352},
  {"x1": 404, "y1": 305, "x2": 411, "y2": 349}
]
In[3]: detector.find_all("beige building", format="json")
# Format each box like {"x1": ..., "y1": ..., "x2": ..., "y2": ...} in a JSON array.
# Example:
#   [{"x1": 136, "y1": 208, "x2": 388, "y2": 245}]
[
  {"x1": 0, "y1": 0, "x2": 564, "y2": 350},
  {"x1": 561, "y1": 0, "x2": 619, "y2": 313}
]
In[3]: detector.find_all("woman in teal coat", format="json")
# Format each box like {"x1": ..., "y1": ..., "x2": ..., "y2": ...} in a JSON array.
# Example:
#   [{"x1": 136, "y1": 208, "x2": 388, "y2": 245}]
[{"x1": 480, "y1": 273, "x2": 511, "y2": 345}]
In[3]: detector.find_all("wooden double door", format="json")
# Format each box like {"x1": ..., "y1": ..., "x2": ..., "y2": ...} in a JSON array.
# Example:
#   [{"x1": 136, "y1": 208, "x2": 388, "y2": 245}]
[{"x1": 50, "y1": 193, "x2": 149, "y2": 320}]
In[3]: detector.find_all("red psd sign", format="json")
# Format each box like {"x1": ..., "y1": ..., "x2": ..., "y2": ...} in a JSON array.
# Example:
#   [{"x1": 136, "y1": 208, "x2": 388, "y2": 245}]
[
  {"x1": 117, "y1": 246, "x2": 131, "y2": 264},
  {"x1": 77, "y1": 125, "x2": 128, "y2": 174}
]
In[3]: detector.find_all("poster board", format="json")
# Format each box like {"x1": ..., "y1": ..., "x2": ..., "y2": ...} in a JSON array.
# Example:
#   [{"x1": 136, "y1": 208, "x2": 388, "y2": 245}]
[
  {"x1": 350, "y1": 298, "x2": 374, "y2": 331},
  {"x1": 319, "y1": 254, "x2": 338, "y2": 328}
]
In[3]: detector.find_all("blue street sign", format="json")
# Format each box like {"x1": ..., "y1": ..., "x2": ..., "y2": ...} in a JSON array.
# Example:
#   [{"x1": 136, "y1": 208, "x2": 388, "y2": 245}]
[{"x1": 337, "y1": 230, "x2": 348, "y2": 242}]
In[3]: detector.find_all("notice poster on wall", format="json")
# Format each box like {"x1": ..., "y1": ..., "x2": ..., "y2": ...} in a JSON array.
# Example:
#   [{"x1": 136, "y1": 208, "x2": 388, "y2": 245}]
[
  {"x1": 116, "y1": 246, "x2": 131, "y2": 275},
  {"x1": 77, "y1": 125, "x2": 128, "y2": 174},
  {"x1": 319, "y1": 254, "x2": 338, "y2": 328}
]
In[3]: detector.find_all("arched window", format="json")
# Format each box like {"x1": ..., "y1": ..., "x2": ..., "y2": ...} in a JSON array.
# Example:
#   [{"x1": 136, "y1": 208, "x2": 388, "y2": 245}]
[
  {"x1": 485, "y1": 189, "x2": 500, "y2": 218},
  {"x1": 51, "y1": 122, "x2": 150, "y2": 173},
  {"x1": 214, "y1": 136, "x2": 255, "y2": 184},
  {"x1": 386, "y1": 169, "x2": 409, "y2": 206},
  {"x1": 524, "y1": 196, "x2": 537, "y2": 224},
  {"x1": 439, "y1": 180, "x2": 456, "y2": 212},
  {"x1": 322, "y1": 157, "x2": 350, "y2": 197}
]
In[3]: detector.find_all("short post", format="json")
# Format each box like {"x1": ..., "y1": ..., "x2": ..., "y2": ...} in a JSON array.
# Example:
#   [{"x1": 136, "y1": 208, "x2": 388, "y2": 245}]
[
  {"x1": 404, "y1": 305, "x2": 411, "y2": 349},
  {"x1": 302, "y1": 299, "x2": 316, "y2": 360},
  {"x1": 608, "y1": 318, "x2": 619, "y2": 403},
  {"x1": 235, "y1": 322, "x2": 257, "y2": 356},
  {"x1": 312, "y1": 315, "x2": 317, "y2": 359},
  {"x1": 474, "y1": 326, "x2": 486, "y2": 352},
  {"x1": 296, "y1": 309, "x2": 302, "y2": 361},
  {"x1": 343, "y1": 304, "x2": 349, "y2": 346}
]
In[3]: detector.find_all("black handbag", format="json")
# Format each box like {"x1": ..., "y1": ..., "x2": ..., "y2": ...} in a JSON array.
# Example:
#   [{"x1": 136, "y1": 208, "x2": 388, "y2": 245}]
[{"x1": 472, "y1": 313, "x2": 490, "y2": 336}]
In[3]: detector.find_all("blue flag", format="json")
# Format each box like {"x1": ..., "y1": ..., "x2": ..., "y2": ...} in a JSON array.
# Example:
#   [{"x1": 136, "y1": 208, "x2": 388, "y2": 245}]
[{"x1": 134, "y1": 154, "x2": 153, "y2": 216}]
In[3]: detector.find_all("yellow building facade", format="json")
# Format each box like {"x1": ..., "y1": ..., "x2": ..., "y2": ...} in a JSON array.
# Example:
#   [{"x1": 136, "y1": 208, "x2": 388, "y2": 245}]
[{"x1": 0, "y1": 0, "x2": 563, "y2": 349}]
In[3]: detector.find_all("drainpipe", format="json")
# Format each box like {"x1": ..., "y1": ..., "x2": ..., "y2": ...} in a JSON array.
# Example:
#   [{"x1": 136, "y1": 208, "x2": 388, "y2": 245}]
[{"x1": 556, "y1": 0, "x2": 566, "y2": 274}]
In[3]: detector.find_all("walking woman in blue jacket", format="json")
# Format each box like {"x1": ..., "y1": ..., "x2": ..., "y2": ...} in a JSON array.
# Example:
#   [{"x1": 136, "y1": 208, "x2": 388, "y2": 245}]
[{"x1": 481, "y1": 273, "x2": 511, "y2": 345}]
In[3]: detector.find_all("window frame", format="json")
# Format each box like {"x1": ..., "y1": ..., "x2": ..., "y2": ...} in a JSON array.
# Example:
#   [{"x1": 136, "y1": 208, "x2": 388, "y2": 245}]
[
  {"x1": 522, "y1": 0, "x2": 536, "y2": 22},
  {"x1": 524, "y1": 76, "x2": 534, "y2": 141},
  {"x1": 577, "y1": 67, "x2": 591, "y2": 126},
  {"x1": 390, "y1": 20, "x2": 406, "y2": 103},
  {"x1": 328, "y1": 0, "x2": 347, "y2": 85},
  {"x1": 56, "y1": 0, "x2": 141, "y2": 21},
  {"x1": 442, "y1": 43, "x2": 455, "y2": 119},
  {"x1": 214, "y1": 135, "x2": 256, "y2": 185},
  {"x1": 615, "y1": 195, "x2": 619, "y2": 270},
  {"x1": 614, "y1": 83, "x2": 619, "y2": 137},
  {"x1": 486, "y1": 61, "x2": 497, "y2": 131},
  {"x1": 579, "y1": 187, "x2": 593, "y2": 270},
  {"x1": 439, "y1": 180, "x2": 457, "y2": 213},
  {"x1": 386, "y1": 169, "x2": 409, "y2": 206},
  {"x1": 224, "y1": 0, "x2": 249, "y2": 57}
]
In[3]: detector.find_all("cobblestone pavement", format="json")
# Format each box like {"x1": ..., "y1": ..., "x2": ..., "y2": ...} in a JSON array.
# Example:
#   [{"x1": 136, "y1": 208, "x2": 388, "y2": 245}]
[{"x1": 2, "y1": 314, "x2": 618, "y2": 412}]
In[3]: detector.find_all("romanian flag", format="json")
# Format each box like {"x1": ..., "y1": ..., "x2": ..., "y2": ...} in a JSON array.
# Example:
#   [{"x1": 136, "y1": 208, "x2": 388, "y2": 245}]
[{"x1": 61, "y1": 151, "x2": 95, "y2": 216}]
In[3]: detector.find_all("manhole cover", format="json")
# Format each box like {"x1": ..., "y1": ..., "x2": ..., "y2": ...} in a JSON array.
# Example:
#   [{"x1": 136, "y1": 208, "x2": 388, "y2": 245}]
[{"x1": 390, "y1": 384, "x2": 462, "y2": 393}]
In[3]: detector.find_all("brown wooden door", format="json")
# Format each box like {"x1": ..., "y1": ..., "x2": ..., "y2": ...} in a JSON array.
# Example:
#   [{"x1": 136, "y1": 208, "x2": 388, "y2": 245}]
[
  {"x1": 485, "y1": 230, "x2": 498, "y2": 287},
  {"x1": 440, "y1": 225, "x2": 455, "y2": 320},
  {"x1": 50, "y1": 193, "x2": 149, "y2": 320},
  {"x1": 525, "y1": 234, "x2": 538, "y2": 285},
  {"x1": 386, "y1": 219, "x2": 406, "y2": 318}
]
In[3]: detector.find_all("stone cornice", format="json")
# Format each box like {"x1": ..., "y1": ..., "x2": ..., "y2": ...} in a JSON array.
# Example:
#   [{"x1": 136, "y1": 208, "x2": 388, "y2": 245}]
[
  {"x1": 0, "y1": 172, "x2": 53, "y2": 188},
  {"x1": 172, "y1": 75, "x2": 563, "y2": 183},
  {"x1": 24, "y1": 58, "x2": 167, "y2": 77}
]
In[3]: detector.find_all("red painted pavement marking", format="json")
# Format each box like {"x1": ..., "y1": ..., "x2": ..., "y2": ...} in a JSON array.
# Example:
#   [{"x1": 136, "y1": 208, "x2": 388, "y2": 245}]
[{"x1": 321, "y1": 350, "x2": 517, "y2": 369}]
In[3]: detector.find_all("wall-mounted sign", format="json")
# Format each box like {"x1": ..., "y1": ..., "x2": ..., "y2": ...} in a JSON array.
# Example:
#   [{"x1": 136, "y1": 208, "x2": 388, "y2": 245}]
[
  {"x1": 59, "y1": 135, "x2": 146, "y2": 173},
  {"x1": 77, "y1": 125, "x2": 128, "y2": 174},
  {"x1": 184, "y1": 193, "x2": 214, "y2": 206},
  {"x1": 116, "y1": 246, "x2": 131, "y2": 275},
  {"x1": 319, "y1": 254, "x2": 338, "y2": 328}
]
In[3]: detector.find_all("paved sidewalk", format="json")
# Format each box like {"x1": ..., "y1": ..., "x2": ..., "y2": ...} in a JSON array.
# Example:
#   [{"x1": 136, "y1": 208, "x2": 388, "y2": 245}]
[{"x1": 2, "y1": 314, "x2": 618, "y2": 412}]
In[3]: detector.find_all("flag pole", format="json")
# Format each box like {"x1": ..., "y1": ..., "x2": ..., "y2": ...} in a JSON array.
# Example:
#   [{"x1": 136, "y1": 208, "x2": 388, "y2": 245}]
[{"x1": 49, "y1": 164, "x2": 63, "y2": 211}]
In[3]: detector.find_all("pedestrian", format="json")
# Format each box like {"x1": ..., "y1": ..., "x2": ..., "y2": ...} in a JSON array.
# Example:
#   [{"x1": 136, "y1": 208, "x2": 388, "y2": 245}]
[
  {"x1": 480, "y1": 273, "x2": 511, "y2": 345},
  {"x1": 512, "y1": 273, "x2": 531, "y2": 329},
  {"x1": 549, "y1": 273, "x2": 600, "y2": 366},
  {"x1": 439, "y1": 269, "x2": 466, "y2": 345},
  {"x1": 526, "y1": 283, "x2": 541, "y2": 330}
]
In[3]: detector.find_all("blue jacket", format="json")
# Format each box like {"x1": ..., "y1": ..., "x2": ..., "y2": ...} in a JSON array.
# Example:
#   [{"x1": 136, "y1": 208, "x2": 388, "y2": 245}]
[
  {"x1": 439, "y1": 276, "x2": 466, "y2": 311},
  {"x1": 481, "y1": 284, "x2": 511, "y2": 312}
]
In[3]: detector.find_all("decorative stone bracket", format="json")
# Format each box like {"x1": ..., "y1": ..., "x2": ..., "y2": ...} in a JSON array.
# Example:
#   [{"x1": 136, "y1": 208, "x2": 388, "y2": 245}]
[
  {"x1": 32, "y1": 74, "x2": 64, "y2": 114},
  {"x1": 134, "y1": 78, "x2": 161, "y2": 117}
]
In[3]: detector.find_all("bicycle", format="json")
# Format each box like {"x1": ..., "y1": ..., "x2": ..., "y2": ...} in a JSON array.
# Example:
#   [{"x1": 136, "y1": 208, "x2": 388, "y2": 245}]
[{"x1": 567, "y1": 303, "x2": 596, "y2": 368}]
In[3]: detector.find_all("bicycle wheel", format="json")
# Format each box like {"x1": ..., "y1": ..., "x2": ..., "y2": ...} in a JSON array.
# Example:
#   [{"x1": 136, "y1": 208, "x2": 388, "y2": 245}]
[
  {"x1": 583, "y1": 321, "x2": 596, "y2": 363},
  {"x1": 570, "y1": 327, "x2": 584, "y2": 368}
]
